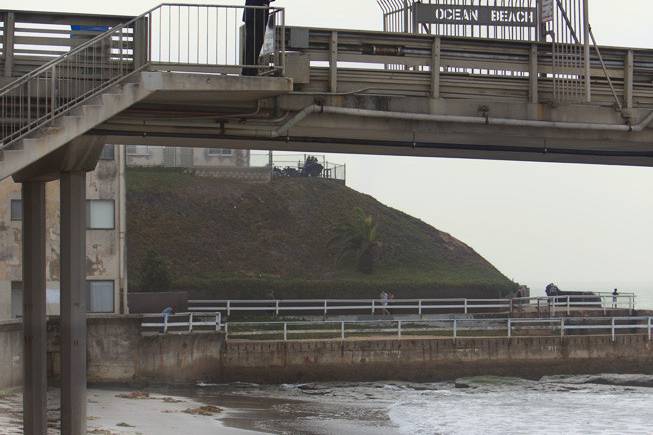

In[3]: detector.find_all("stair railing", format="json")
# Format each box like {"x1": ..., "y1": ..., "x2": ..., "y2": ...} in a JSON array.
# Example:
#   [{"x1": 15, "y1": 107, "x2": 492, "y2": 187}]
[{"x1": 0, "y1": 3, "x2": 286, "y2": 151}]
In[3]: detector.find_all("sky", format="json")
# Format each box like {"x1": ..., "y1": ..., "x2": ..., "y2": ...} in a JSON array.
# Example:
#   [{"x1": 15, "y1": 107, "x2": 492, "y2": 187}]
[{"x1": 6, "y1": 0, "x2": 652, "y2": 302}]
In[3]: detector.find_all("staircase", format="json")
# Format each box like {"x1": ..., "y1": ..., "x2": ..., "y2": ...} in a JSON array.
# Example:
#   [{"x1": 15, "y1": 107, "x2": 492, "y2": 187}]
[{"x1": 0, "y1": 9, "x2": 152, "y2": 181}]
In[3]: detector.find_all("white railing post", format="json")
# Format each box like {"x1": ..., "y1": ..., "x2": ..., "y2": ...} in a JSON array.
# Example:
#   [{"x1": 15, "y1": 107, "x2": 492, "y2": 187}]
[
  {"x1": 189, "y1": 313, "x2": 193, "y2": 333},
  {"x1": 418, "y1": 300, "x2": 422, "y2": 319},
  {"x1": 560, "y1": 318, "x2": 564, "y2": 338},
  {"x1": 611, "y1": 318, "x2": 616, "y2": 342},
  {"x1": 224, "y1": 322, "x2": 229, "y2": 339},
  {"x1": 324, "y1": 300, "x2": 328, "y2": 320},
  {"x1": 227, "y1": 300, "x2": 231, "y2": 317},
  {"x1": 372, "y1": 299, "x2": 375, "y2": 315},
  {"x1": 507, "y1": 319, "x2": 512, "y2": 338},
  {"x1": 275, "y1": 300, "x2": 280, "y2": 317},
  {"x1": 163, "y1": 315, "x2": 168, "y2": 334},
  {"x1": 216, "y1": 313, "x2": 221, "y2": 332},
  {"x1": 567, "y1": 296, "x2": 571, "y2": 315},
  {"x1": 464, "y1": 299, "x2": 468, "y2": 314},
  {"x1": 398, "y1": 320, "x2": 402, "y2": 338},
  {"x1": 341, "y1": 321, "x2": 345, "y2": 340},
  {"x1": 648, "y1": 317, "x2": 652, "y2": 341},
  {"x1": 283, "y1": 322, "x2": 288, "y2": 341},
  {"x1": 453, "y1": 319, "x2": 457, "y2": 339}
]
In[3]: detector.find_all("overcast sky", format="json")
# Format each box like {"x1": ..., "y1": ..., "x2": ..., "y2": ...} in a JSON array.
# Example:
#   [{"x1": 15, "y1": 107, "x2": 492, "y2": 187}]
[{"x1": 7, "y1": 0, "x2": 652, "y2": 300}]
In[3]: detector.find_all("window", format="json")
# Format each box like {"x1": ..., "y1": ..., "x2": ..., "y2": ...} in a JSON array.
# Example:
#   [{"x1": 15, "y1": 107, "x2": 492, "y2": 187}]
[
  {"x1": 127, "y1": 145, "x2": 151, "y2": 156},
  {"x1": 86, "y1": 200, "x2": 115, "y2": 229},
  {"x1": 11, "y1": 281, "x2": 23, "y2": 319},
  {"x1": 99, "y1": 144, "x2": 115, "y2": 160},
  {"x1": 10, "y1": 199, "x2": 22, "y2": 221},
  {"x1": 87, "y1": 281, "x2": 115, "y2": 313},
  {"x1": 207, "y1": 148, "x2": 233, "y2": 157}
]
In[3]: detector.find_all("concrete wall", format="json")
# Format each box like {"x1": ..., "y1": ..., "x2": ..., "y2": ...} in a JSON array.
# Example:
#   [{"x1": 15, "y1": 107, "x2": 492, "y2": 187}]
[
  {"x1": 127, "y1": 146, "x2": 249, "y2": 169},
  {"x1": 2, "y1": 317, "x2": 652, "y2": 390}
]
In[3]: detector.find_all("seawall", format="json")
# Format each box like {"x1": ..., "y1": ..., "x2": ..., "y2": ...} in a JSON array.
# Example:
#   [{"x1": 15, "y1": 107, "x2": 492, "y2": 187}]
[{"x1": 1, "y1": 317, "x2": 653, "y2": 389}]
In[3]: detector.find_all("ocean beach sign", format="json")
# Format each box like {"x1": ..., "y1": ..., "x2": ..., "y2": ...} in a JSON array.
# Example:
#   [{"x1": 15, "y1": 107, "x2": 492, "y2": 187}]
[{"x1": 414, "y1": 3, "x2": 537, "y2": 27}]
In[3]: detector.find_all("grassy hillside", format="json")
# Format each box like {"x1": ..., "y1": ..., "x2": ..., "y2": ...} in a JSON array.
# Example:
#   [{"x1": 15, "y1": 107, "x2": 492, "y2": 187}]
[{"x1": 126, "y1": 168, "x2": 517, "y2": 299}]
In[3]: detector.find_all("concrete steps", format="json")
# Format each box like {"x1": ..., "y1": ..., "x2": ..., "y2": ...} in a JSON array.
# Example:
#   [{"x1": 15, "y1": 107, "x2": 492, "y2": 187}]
[{"x1": 0, "y1": 78, "x2": 154, "y2": 180}]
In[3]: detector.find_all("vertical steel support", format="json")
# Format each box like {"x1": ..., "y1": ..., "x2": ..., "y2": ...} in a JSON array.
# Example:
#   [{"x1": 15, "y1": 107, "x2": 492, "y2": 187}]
[
  {"x1": 283, "y1": 323, "x2": 287, "y2": 341},
  {"x1": 22, "y1": 181, "x2": 48, "y2": 435},
  {"x1": 560, "y1": 318, "x2": 565, "y2": 337},
  {"x1": 648, "y1": 318, "x2": 652, "y2": 341},
  {"x1": 583, "y1": 0, "x2": 591, "y2": 102},
  {"x1": 340, "y1": 321, "x2": 345, "y2": 340},
  {"x1": 3, "y1": 12, "x2": 16, "y2": 78},
  {"x1": 453, "y1": 319, "x2": 457, "y2": 339},
  {"x1": 431, "y1": 37, "x2": 441, "y2": 98},
  {"x1": 624, "y1": 50, "x2": 634, "y2": 111},
  {"x1": 329, "y1": 31, "x2": 338, "y2": 93},
  {"x1": 133, "y1": 17, "x2": 149, "y2": 69},
  {"x1": 60, "y1": 171, "x2": 87, "y2": 435},
  {"x1": 507, "y1": 319, "x2": 512, "y2": 338},
  {"x1": 398, "y1": 320, "x2": 402, "y2": 338},
  {"x1": 611, "y1": 318, "x2": 616, "y2": 342},
  {"x1": 567, "y1": 296, "x2": 570, "y2": 315},
  {"x1": 529, "y1": 44, "x2": 539, "y2": 104}
]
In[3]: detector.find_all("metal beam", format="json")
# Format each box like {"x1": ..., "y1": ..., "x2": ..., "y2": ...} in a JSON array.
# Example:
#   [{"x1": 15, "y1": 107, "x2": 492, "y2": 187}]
[
  {"x1": 21, "y1": 180, "x2": 48, "y2": 435},
  {"x1": 59, "y1": 171, "x2": 88, "y2": 435}
]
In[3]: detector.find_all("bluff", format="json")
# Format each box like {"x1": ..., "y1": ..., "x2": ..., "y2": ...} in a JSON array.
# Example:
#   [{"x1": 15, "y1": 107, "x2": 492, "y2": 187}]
[{"x1": 126, "y1": 168, "x2": 517, "y2": 299}]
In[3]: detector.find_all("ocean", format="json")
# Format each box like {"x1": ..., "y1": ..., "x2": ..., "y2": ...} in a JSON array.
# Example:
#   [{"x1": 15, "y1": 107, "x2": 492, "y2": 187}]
[{"x1": 178, "y1": 375, "x2": 653, "y2": 434}]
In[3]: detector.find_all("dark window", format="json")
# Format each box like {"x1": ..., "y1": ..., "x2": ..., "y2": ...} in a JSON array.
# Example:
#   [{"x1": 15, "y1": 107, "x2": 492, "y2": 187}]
[
  {"x1": 207, "y1": 148, "x2": 233, "y2": 157},
  {"x1": 10, "y1": 199, "x2": 22, "y2": 221},
  {"x1": 11, "y1": 281, "x2": 23, "y2": 319},
  {"x1": 99, "y1": 145, "x2": 115, "y2": 160},
  {"x1": 87, "y1": 281, "x2": 115, "y2": 313}
]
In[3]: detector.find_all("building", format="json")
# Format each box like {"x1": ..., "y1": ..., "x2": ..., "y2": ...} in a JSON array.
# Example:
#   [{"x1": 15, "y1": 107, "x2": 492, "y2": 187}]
[{"x1": 0, "y1": 145, "x2": 126, "y2": 320}]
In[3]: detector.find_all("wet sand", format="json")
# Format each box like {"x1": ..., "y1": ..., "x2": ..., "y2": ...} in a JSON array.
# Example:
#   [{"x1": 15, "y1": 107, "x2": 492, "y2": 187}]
[{"x1": 0, "y1": 388, "x2": 264, "y2": 435}]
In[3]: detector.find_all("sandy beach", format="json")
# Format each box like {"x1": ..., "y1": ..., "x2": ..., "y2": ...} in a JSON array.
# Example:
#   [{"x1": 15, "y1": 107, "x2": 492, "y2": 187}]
[{"x1": 0, "y1": 388, "x2": 264, "y2": 435}]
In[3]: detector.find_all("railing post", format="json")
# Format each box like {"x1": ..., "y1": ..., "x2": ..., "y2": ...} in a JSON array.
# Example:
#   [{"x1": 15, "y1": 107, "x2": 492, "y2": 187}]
[
  {"x1": 189, "y1": 313, "x2": 193, "y2": 333},
  {"x1": 341, "y1": 321, "x2": 345, "y2": 340},
  {"x1": 216, "y1": 313, "x2": 220, "y2": 332},
  {"x1": 50, "y1": 66, "x2": 56, "y2": 120},
  {"x1": 163, "y1": 315, "x2": 168, "y2": 334},
  {"x1": 275, "y1": 300, "x2": 280, "y2": 317},
  {"x1": 624, "y1": 50, "x2": 634, "y2": 111},
  {"x1": 283, "y1": 322, "x2": 288, "y2": 341},
  {"x1": 507, "y1": 319, "x2": 512, "y2": 338},
  {"x1": 510, "y1": 299, "x2": 514, "y2": 315},
  {"x1": 583, "y1": 0, "x2": 591, "y2": 102},
  {"x1": 323, "y1": 300, "x2": 328, "y2": 320},
  {"x1": 3, "y1": 12, "x2": 15, "y2": 78},
  {"x1": 224, "y1": 322, "x2": 229, "y2": 340},
  {"x1": 372, "y1": 299, "x2": 375, "y2": 315},
  {"x1": 567, "y1": 296, "x2": 570, "y2": 316},
  {"x1": 560, "y1": 318, "x2": 564, "y2": 338},
  {"x1": 431, "y1": 37, "x2": 441, "y2": 98},
  {"x1": 418, "y1": 300, "x2": 422, "y2": 319},
  {"x1": 464, "y1": 299, "x2": 468, "y2": 315},
  {"x1": 611, "y1": 318, "x2": 616, "y2": 342},
  {"x1": 227, "y1": 300, "x2": 231, "y2": 317},
  {"x1": 529, "y1": 43, "x2": 538, "y2": 104},
  {"x1": 398, "y1": 320, "x2": 402, "y2": 338},
  {"x1": 648, "y1": 317, "x2": 652, "y2": 341},
  {"x1": 329, "y1": 31, "x2": 338, "y2": 93},
  {"x1": 453, "y1": 319, "x2": 457, "y2": 339}
]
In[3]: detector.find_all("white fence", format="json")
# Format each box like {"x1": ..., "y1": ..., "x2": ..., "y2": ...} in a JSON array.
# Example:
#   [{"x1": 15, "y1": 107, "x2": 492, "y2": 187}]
[
  {"x1": 189, "y1": 294, "x2": 636, "y2": 317},
  {"x1": 141, "y1": 312, "x2": 221, "y2": 334},
  {"x1": 225, "y1": 316, "x2": 653, "y2": 343}
]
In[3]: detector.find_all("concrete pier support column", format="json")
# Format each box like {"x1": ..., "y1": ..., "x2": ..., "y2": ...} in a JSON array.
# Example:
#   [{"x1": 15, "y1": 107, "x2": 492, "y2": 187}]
[
  {"x1": 21, "y1": 181, "x2": 48, "y2": 435},
  {"x1": 59, "y1": 171, "x2": 87, "y2": 435}
]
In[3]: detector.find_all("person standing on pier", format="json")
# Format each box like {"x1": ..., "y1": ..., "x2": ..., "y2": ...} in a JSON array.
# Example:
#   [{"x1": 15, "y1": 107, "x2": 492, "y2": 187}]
[
  {"x1": 243, "y1": 0, "x2": 275, "y2": 76},
  {"x1": 612, "y1": 288, "x2": 619, "y2": 308}
]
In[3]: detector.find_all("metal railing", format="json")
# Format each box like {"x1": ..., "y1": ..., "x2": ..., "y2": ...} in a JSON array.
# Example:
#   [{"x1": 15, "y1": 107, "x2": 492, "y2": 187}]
[
  {"x1": 0, "y1": 3, "x2": 286, "y2": 151},
  {"x1": 189, "y1": 294, "x2": 636, "y2": 317},
  {"x1": 225, "y1": 316, "x2": 653, "y2": 342},
  {"x1": 141, "y1": 311, "x2": 222, "y2": 334}
]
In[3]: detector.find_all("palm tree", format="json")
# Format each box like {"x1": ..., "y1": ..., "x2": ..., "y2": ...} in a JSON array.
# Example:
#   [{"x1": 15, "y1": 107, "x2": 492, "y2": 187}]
[{"x1": 329, "y1": 208, "x2": 382, "y2": 274}]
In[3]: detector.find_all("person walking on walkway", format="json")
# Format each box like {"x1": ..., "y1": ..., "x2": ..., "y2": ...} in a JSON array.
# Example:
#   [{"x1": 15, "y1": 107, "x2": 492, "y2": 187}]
[
  {"x1": 242, "y1": 0, "x2": 275, "y2": 76},
  {"x1": 612, "y1": 288, "x2": 619, "y2": 308}
]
